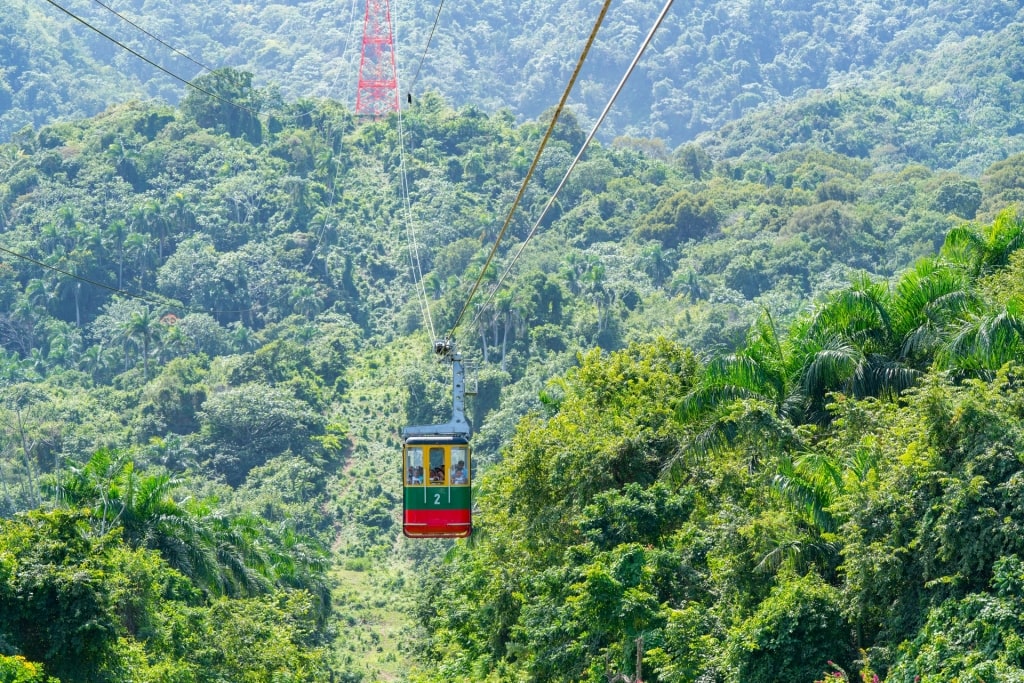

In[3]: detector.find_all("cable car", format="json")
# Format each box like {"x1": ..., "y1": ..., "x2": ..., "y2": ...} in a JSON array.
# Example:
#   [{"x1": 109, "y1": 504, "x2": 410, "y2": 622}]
[{"x1": 402, "y1": 339, "x2": 472, "y2": 538}]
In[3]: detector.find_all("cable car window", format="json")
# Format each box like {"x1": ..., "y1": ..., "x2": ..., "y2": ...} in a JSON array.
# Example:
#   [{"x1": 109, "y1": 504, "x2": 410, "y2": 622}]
[
  {"x1": 406, "y1": 447, "x2": 424, "y2": 485},
  {"x1": 429, "y1": 447, "x2": 446, "y2": 484},
  {"x1": 451, "y1": 447, "x2": 468, "y2": 485}
]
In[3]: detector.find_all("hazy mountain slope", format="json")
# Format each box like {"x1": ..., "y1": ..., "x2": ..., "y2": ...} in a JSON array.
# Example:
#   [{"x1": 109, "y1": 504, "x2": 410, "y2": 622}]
[
  {"x1": 698, "y1": 20, "x2": 1024, "y2": 174},
  {"x1": 3, "y1": 0, "x2": 1022, "y2": 148}
]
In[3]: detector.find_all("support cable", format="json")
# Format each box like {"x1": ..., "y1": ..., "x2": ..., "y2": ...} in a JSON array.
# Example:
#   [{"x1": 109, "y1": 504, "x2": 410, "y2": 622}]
[
  {"x1": 41, "y1": 0, "x2": 314, "y2": 122},
  {"x1": 444, "y1": 0, "x2": 614, "y2": 341},
  {"x1": 0, "y1": 244, "x2": 175, "y2": 310},
  {"x1": 328, "y1": 0, "x2": 363, "y2": 97},
  {"x1": 471, "y1": 0, "x2": 676, "y2": 327},
  {"x1": 406, "y1": 0, "x2": 445, "y2": 96},
  {"x1": 391, "y1": 1, "x2": 436, "y2": 339},
  {"x1": 397, "y1": 108, "x2": 437, "y2": 340},
  {"x1": 41, "y1": 0, "x2": 264, "y2": 116},
  {"x1": 87, "y1": 0, "x2": 215, "y2": 73}
]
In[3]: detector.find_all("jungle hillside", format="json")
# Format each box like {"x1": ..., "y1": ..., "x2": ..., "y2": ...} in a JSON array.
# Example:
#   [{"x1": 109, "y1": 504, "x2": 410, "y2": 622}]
[{"x1": 1, "y1": 1, "x2": 1024, "y2": 682}]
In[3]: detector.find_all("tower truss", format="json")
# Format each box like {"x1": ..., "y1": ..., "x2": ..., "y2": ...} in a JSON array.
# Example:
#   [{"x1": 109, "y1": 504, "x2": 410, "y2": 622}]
[{"x1": 355, "y1": 0, "x2": 399, "y2": 118}]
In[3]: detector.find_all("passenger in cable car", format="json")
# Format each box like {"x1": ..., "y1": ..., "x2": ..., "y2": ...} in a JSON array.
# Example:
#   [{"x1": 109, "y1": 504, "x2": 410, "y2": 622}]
[
  {"x1": 406, "y1": 448, "x2": 424, "y2": 485},
  {"x1": 451, "y1": 461, "x2": 467, "y2": 484},
  {"x1": 429, "y1": 447, "x2": 446, "y2": 483}
]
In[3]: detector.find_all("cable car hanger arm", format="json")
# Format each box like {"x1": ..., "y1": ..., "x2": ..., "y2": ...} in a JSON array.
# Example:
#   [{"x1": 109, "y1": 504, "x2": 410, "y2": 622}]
[{"x1": 401, "y1": 339, "x2": 470, "y2": 439}]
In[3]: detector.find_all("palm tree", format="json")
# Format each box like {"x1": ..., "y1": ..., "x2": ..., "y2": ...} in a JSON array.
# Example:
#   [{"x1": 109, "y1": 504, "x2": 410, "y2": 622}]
[
  {"x1": 582, "y1": 262, "x2": 616, "y2": 336},
  {"x1": 159, "y1": 321, "x2": 189, "y2": 361},
  {"x1": 640, "y1": 243, "x2": 673, "y2": 287},
  {"x1": 131, "y1": 200, "x2": 169, "y2": 263},
  {"x1": 54, "y1": 449, "x2": 314, "y2": 598},
  {"x1": 122, "y1": 308, "x2": 161, "y2": 379},
  {"x1": 102, "y1": 219, "x2": 129, "y2": 289},
  {"x1": 23, "y1": 278, "x2": 49, "y2": 311},
  {"x1": 228, "y1": 321, "x2": 258, "y2": 353},
  {"x1": 78, "y1": 344, "x2": 112, "y2": 380},
  {"x1": 801, "y1": 278, "x2": 920, "y2": 417},
  {"x1": 496, "y1": 287, "x2": 530, "y2": 372},
  {"x1": 889, "y1": 257, "x2": 978, "y2": 366},
  {"x1": 56, "y1": 447, "x2": 130, "y2": 534},
  {"x1": 771, "y1": 451, "x2": 842, "y2": 536},
  {"x1": 673, "y1": 284, "x2": 921, "y2": 481},
  {"x1": 807, "y1": 274, "x2": 894, "y2": 354},
  {"x1": 941, "y1": 207, "x2": 1024, "y2": 277},
  {"x1": 288, "y1": 283, "x2": 323, "y2": 318},
  {"x1": 671, "y1": 311, "x2": 805, "y2": 477},
  {"x1": 264, "y1": 523, "x2": 331, "y2": 621},
  {"x1": 42, "y1": 320, "x2": 82, "y2": 370},
  {"x1": 679, "y1": 310, "x2": 800, "y2": 421},
  {"x1": 56, "y1": 450, "x2": 220, "y2": 591},
  {"x1": 123, "y1": 231, "x2": 155, "y2": 289},
  {"x1": 939, "y1": 299, "x2": 1024, "y2": 376},
  {"x1": 165, "y1": 191, "x2": 195, "y2": 236},
  {"x1": 761, "y1": 445, "x2": 881, "y2": 576},
  {"x1": 314, "y1": 142, "x2": 340, "y2": 194}
]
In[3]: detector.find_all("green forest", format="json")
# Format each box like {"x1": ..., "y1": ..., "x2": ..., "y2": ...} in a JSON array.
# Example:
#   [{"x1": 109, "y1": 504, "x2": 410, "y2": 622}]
[
  {"x1": 2, "y1": 1, "x2": 1024, "y2": 681},
  {"x1": 4, "y1": 0, "x2": 1024, "y2": 155}
]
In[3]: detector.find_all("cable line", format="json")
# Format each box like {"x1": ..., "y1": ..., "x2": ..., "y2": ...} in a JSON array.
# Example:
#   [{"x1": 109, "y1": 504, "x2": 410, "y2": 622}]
[
  {"x1": 86, "y1": 0, "x2": 215, "y2": 73},
  {"x1": 472, "y1": 0, "x2": 676, "y2": 326},
  {"x1": 41, "y1": 0, "x2": 323, "y2": 125},
  {"x1": 444, "y1": 0, "x2": 615, "y2": 342},
  {"x1": 0, "y1": 243, "x2": 177, "y2": 311},
  {"x1": 397, "y1": 110, "x2": 437, "y2": 340},
  {"x1": 325, "y1": 0, "x2": 362, "y2": 98},
  {"x1": 406, "y1": 0, "x2": 445, "y2": 96},
  {"x1": 41, "y1": 0, "x2": 265, "y2": 118},
  {"x1": 390, "y1": 3, "x2": 437, "y2": 339}
]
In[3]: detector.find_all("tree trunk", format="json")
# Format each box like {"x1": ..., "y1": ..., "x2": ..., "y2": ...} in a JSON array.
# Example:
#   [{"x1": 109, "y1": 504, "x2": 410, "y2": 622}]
[
  {"x1": 500, "y1": 311, "x2": 511, "y2": 372},
  {"x1": 15, "y1": 408, "x2": 39, "y2": 508}
]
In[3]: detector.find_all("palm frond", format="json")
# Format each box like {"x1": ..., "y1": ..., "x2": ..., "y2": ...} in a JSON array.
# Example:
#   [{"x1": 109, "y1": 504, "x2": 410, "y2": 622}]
[
  {"x1": 942, "y1": 223, "x2": 985, "y2": 271},
  {"x1": 810, "y1": 278, "x2": 893, "y2": 346},
  {"x1": 901, "y1": 320, "x2": 942, "y2": 360},
  {"x1": 794, "y1": 451, "x2": 843, "y2": 493},
  {"x1": 676, "y1": 383, "x2": 756, "y2": 423},
  {"x1": 851, "y1": 355, "x2": 921, "y2": 398},
  {"x1": 801, "y1": 337, "x2": 861, "y2": 398},
  {"x1": 711, "y1": 353, "x2": 786, "y2": 404},
  {"x1": 848, "y1": 445, "x2": 881, "y2": 484},
  {"x1": 941, "y1": 304, "x2": 1024, "y2": 372},
  {"x1": 771, "y1": 468, "x2": 837, "y2": 534},
  {"x1": 754, "y1": 538, "x2": 838, "y2": 575}
]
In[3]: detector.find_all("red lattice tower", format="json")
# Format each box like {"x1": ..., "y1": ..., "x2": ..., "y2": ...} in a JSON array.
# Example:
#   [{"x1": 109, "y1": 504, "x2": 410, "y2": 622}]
[{"x1": 355, "y1": 0, "x2": 399, "y2": 118}]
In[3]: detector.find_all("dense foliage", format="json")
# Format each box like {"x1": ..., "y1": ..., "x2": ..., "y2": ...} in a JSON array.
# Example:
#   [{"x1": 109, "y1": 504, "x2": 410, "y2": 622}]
[
  {"x1": 3, "y1": 0, "x2": 1024, "y2": 156},
  {"x1": 416, "y1": 210, "x2": 1024, "y2": 682},
  {"x1": 1, "y1": 3, "x2": 1024, "y2": 675}
]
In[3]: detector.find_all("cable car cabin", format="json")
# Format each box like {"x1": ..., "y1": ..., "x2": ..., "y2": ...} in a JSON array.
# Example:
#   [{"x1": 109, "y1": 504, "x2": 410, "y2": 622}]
[
  {"x1": 402, "y1": 339, "x2": 472, "y2": 538},
  {"x1": 403, "y1": 435, "x2": 471, "y2": 538}
]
